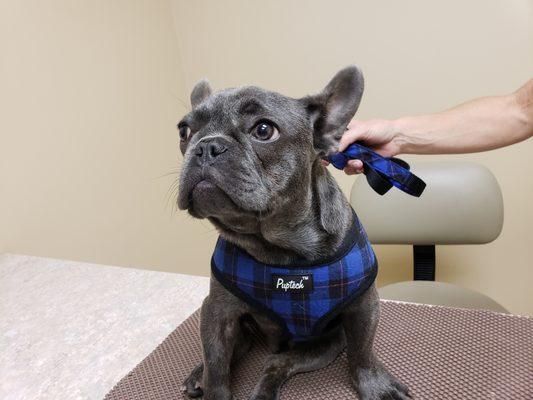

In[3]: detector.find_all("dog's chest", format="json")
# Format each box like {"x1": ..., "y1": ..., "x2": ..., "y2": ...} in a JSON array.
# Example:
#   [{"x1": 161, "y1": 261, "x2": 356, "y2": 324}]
[{"x1": 247, "y1": 310, "x2": 288, "y2": 351}]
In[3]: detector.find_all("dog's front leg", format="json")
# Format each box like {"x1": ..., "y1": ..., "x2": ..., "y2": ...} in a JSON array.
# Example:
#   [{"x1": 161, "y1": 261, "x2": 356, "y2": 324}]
[
  {"x1": 342, "y1": 284, "x2": 411, "y2": 400},
  {"x1": 199, "y1": 289, "x2": 245, "y2": 400},
  {"x1": 249, "y1": 327, "x2": 345, "y2": 400},
  {"x1": 183, "y1": 316, "x2": 253, "y2": 398}
]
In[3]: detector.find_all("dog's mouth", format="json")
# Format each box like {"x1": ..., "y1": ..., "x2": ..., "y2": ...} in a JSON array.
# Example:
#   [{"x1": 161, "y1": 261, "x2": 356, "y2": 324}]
[
  {"x1": 178, "y1": 170, "x2": 245, "y2": 218},
  {"x1": 183, "y1": 179, "x2": 215, "y2": 217},
  {"x1": 190, "y1": 179, "x2": 217, "y2": 202},
  {"x1": 178, "y1": 173, "x2": 216, "y2": 211},
  {"x1": 178, "y1": 159, "x2": 272, "y2": 218}
]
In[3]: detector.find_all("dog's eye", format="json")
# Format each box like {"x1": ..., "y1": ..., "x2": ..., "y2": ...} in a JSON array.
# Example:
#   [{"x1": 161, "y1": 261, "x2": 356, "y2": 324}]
[
  {"x1": 178, "y1": 124, "x2": 191, "y2": 141},
  {"x1": 251, "y1": 121, "x2": 279, "y2": 142}
]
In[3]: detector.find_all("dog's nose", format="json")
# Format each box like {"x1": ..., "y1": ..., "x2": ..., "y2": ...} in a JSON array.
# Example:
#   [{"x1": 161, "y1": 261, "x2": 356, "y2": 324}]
[{"x1": 194, "y1": 140, "x2": 227, "y2": 165}]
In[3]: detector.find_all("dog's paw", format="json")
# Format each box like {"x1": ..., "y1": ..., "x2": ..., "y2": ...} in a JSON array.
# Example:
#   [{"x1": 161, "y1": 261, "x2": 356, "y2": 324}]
[
  {"x1": 354, "y1": 366, "x2": 411, "y2": 400},
  {"x1": 181, "y1": 363, "x2": 204, "y2": 398}
]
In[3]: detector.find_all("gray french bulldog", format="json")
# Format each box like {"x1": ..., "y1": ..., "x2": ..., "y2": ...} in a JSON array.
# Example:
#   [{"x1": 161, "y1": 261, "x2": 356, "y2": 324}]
[{"x1": 176, "y1": 66, "x2": 410, "y2": 400}]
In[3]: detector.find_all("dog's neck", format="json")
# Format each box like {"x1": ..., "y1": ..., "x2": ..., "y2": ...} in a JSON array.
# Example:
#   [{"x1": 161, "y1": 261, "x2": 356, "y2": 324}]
[{"x1": 211, "y1": 163, "x2": 353, "y2": 265}]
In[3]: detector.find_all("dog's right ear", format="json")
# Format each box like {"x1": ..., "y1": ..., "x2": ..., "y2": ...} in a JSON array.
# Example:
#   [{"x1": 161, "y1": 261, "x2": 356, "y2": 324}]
[
  {"x1": 190, "y1": 79, "x2": 212, "y2": 108},
  {"x1": 302, "y1": 66, "x2": 364, "y2": 156}
]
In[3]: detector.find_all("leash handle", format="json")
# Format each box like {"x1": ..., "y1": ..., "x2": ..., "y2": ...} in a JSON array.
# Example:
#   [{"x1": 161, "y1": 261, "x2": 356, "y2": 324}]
[{"x1": 328, "y1": 142, "x2": 426, "y2": 197}]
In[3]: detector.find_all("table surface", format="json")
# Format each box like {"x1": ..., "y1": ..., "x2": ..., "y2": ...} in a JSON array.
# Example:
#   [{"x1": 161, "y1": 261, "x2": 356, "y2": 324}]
[{"x1": 0, "y1": 253, "x2": 210, "y2": 400}]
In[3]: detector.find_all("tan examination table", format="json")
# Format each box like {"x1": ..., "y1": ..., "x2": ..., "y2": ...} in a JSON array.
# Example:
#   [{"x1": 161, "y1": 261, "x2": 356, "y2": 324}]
[{"x1": 105, "y1": 162, "x2": 533, "y2": 400}]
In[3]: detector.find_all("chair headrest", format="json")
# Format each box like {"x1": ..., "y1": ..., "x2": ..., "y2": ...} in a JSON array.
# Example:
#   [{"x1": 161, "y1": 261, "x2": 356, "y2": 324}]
[{"x1": 350, "y1": 161, "x2": 503, "y2": 245}]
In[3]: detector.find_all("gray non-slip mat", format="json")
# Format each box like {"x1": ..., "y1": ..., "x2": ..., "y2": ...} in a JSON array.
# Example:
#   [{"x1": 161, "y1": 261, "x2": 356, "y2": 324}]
[{"x1": 105, "y1": 300, "x2": 533, "y2": 400}]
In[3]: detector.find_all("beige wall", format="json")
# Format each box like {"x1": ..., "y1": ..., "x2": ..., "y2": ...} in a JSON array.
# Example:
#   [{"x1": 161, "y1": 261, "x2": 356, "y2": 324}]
[
  {"x1": 0, "y1": 1, "x2": 188, "y2": 269},
  {"x1": 1, "y1": 1, "x2": 532, "y2": 315}
]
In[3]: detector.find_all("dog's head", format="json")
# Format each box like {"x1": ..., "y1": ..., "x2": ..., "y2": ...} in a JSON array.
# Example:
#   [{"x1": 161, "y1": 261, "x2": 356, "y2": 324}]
[{"x1": 177, "y1": 66, "x2": 364, "y2": 235}]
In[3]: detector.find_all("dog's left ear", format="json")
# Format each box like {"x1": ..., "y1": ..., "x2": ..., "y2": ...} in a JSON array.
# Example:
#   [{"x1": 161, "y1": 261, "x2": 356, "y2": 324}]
[
  {"x1": 302, "y1": 67, "x2": 363, "y2": 234},
  {"x1": 302, "y1": 66, "x2": 364, "y2": 156}
]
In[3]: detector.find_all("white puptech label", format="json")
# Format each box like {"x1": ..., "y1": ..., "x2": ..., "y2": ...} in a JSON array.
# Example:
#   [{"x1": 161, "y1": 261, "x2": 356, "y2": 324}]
[{"x1": 271, "y1": 274, "x2": 313, "y2": 293}]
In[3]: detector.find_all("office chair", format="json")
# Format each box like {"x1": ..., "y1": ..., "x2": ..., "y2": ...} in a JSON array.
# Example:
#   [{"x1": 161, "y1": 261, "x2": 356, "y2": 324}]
[{"x1": 350, "y1": 161, "x2": 507, "y2": 313}]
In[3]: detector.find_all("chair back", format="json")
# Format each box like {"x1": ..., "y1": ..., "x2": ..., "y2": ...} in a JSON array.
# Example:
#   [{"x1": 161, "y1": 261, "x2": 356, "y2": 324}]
[{"x1": 350, "y1": 162, "x2": 504, "y2": 245}]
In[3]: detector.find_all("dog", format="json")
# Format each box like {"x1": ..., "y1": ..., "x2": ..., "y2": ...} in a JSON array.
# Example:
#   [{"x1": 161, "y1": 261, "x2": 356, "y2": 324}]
[{"x1": 176, "y1": 66, "x2": 410, "y2": 400}]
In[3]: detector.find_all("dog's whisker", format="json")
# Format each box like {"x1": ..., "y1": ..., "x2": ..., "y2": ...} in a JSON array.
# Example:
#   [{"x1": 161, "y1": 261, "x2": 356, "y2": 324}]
[{"x1": 155, "y1": 170, "x2": 180, "y2": 179}]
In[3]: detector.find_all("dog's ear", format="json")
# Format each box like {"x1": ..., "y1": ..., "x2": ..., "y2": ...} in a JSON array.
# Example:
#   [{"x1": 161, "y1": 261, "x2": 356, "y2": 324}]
[
  {"x1": 302, "y1": 66, "x2": 364, "y2": 156},
  {"x1": 190, "y1": 79, "x2": 212, "y2": 108}
]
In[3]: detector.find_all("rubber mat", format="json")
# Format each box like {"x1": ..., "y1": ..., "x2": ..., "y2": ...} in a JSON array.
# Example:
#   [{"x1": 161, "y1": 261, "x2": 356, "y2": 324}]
[{"x1": 104, "y1": 300, "x2": 533, "y2": 399}]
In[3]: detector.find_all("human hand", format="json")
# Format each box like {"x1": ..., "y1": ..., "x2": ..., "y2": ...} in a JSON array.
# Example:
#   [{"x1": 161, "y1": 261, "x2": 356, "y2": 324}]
[{"x1": 322, "y1": 119, "x2": 401, "y2": 175}]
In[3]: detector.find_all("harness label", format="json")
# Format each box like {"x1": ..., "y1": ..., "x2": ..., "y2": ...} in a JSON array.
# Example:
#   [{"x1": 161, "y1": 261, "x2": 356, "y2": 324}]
[{"x1": 271, "y1": 274, "x2": 314, "y2": 293}]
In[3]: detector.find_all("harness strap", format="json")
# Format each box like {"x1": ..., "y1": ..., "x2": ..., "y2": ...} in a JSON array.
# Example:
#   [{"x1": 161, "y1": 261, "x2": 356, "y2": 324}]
[{"x1": 328, "y1": 142, "x2": 426, "y2": 197}]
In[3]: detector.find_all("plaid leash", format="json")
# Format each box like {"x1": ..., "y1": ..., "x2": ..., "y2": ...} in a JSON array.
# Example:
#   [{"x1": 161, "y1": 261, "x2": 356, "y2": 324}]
[
  {"x1": 211, "y1": 213, "x2": 378, "y2": 341},
  {"x1": 329, "y1": 142, "x2": 426, "y2": 197}
]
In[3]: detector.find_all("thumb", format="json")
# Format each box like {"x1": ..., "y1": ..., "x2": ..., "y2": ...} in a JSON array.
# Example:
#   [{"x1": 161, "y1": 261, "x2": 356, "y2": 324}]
[{"x1": 339, "y1": 125, "x2": 365, "y2": 152}]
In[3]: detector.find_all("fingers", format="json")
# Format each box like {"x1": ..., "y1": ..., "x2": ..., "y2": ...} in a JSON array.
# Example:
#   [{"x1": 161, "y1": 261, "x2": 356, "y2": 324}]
[
  {"x1": 339, "y1": 129, "x2": 360, "y2": 152},
  {"x1": 323, "y1": 157, "x2": 363, "y2": 175},
  {"x1": 344, "y1": 159, "x2": 364, "y2": 175},
  {"x1": 339, "y1": 120, "x2": 367, "y2": 152}
]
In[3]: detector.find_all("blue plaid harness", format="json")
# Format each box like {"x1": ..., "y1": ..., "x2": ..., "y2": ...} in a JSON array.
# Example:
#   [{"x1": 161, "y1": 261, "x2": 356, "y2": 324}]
[
  {"x1": 211, "y1": 213, "x2": 377, "y2": 341},
  {"x1": 211, "y1": 144, "x2": 426, "y2": 341}
]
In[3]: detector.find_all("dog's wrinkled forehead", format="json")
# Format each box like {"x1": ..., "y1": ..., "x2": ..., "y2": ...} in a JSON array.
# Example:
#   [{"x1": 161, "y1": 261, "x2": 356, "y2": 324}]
[
  {"x1": 200, "y1": 86, "x2": 297, "y2": 115},
  {"x1": 183, "y1": 86, "x2": 306, "y2": 139}
]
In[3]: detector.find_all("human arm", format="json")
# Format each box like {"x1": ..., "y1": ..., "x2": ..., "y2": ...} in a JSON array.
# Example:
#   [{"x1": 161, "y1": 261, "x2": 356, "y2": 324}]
[{"x1": 338, "y1": 79, "x2": 533, "y2": 174}]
